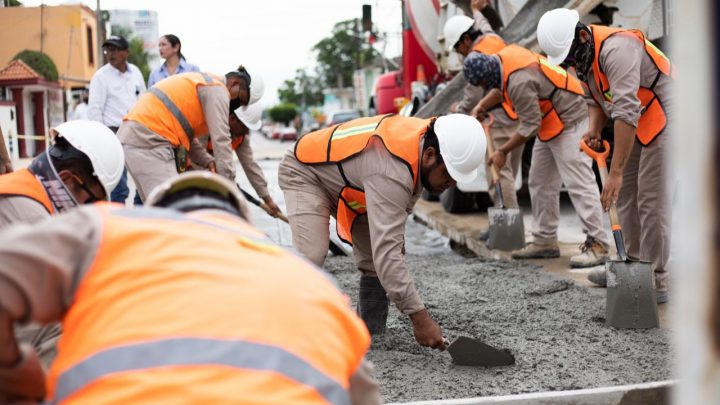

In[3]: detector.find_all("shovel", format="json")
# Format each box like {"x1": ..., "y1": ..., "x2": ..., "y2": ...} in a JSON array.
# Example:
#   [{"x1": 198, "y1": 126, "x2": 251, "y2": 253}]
[
  {"x1": 483, "y1": 116, "x2": 525, "y2": 251},
  {"x1": 237, "y1": 186, "x2": 351, "y2": 257},
  {"x1": 444, "y1": 336, "x2": 515, "y2": 367},
  {"x1": 580, "y1": 140, "x2": 658, "y2": 329}
]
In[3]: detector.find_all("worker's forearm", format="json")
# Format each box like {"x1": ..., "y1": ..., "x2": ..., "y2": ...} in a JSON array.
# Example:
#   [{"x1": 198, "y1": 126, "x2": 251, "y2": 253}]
[
  {"x1": 0, "y1": 311, "x2": 20, "y2": 367},
  {"x1": 478, "y1": 88, "x2": 503, "y2": 112},
  {"x1": 499, "y1": 133, "x2": 529, "y2": 154},
  {"x1": 587, "y1": 104, "x2": 608, "y2": 135},
  {"x1": 609, "y1": 120, "x2": 636, "y2": 176}
]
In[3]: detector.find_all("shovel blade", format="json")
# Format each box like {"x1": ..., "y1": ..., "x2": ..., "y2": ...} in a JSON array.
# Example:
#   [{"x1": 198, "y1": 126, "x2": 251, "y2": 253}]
[
  {"x1": 606, "y1": 259, "x2": 659, "y2": 329},
  {"x1": 447, "y1": 336, "x2": 515, "y2": 367},
  {"x1": 486, "y1": 207, "x2": 525, "y2": 251}
]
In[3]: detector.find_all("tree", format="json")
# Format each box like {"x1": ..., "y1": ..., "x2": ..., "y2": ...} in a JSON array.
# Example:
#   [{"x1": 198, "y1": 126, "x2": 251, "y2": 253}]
[
  {"x1": 12, "y1": 50, "x2": 58, "y2": 81},
  {"x1": 268, "y1": 103, "x2": 298, "y2": 126},
  {"x1": 313, "y1": 19, "x2": 378, "y2": 89},
  {"x1": 277, "y1": 69, "x2": 324, "y2": 107},
  {"x1": 110, "y1": 25, "x2": 151, "y2": 83},
  {"x1": 7, "y1": 0, "x2": 22, "y2": 6}
]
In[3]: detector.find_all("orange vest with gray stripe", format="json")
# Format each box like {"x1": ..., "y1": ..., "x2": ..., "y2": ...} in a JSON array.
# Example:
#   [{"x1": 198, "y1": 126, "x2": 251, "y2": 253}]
[
  {"x1": 46, "y1": 205, "x2": 370, "y2": 404},
  {"x1": 471, "y1": 34, "x2": 506, "y2": 55},
  {"x1": 497, "y1": 45, "x2": 585, "y2": 141},
  {"x1": 294, "y1": 114, "x2": 431, "y2": 245},
  {"x1": 125, "y1": 72, "x2": 228, "y2": 150},
  {"x1": 0, "y1": 168, "x2": 55, "y2": 214},
  {"x1": 590, "y1": 25, "x2": 675, "y2": 145}
]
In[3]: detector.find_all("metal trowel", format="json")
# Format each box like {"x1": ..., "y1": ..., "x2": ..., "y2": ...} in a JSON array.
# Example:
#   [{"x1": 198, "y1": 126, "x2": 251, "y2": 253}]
[{"x1": 444, "y1": 336, "x2": 515, "y2": 367}]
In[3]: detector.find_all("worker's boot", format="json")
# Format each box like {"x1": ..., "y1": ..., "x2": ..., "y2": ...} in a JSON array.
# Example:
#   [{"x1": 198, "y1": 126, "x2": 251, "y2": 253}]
[
  {"x1": 511, "y1": 242, "x2": 560, "y2": 259},
  {"x1": 358, "y1": 276, "x2": 389, "y2": 336},
  {"x1": 570, "y1": 236, "x2": 609, "y2": 268}
]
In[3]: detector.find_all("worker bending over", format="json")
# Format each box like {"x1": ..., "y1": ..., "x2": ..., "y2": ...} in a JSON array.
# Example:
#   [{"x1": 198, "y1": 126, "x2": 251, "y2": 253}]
[
  {"x1": 0, "y1": 172, "x2": 380, "y2": 404},
  {"x1": 279, "y1": 113, "x2": 487, "y2": 349},
  {"x1": 537, "y1": 9, "x2": 674, "y2": 302},
  {"x1": 463, "y1": 45, "x2": 610, "y2": 267}
]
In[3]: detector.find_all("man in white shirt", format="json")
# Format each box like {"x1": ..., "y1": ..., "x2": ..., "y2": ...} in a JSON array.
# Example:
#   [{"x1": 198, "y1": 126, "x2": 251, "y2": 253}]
[{"x1": 88, "y1": 35, "x2": 146, "y2": 203}]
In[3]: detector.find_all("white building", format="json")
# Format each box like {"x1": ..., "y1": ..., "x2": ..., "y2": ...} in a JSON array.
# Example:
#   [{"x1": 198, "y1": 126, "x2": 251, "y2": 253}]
[{"x1": 108, "y1": 9, "x2": 160, "y2": 68}]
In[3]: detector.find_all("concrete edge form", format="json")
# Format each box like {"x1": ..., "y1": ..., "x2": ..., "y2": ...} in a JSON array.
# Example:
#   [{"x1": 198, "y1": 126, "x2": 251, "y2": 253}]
[{"x1": 388, "y1": 380, "x2": 676, "y2": 405}]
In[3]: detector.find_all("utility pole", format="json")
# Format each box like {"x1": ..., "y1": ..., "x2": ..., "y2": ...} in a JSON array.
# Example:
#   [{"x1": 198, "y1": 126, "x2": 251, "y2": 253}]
[
  {"x1": 40, "y1": 4, "x2": 45, "y2": 53},
  {"x1": 96, "y1": 0, "x2": 103, "y2": 68}
]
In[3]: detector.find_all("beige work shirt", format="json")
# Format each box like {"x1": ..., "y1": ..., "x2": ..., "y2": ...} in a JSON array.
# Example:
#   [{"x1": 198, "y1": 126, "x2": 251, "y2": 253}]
[
  {"x1": 119, "y1": 85, "x2": 236, "y2": 181},
  {"x1": 502, "y1": 59, "x2": 587, "y2": 138},
  {"x1": 0, "y1": 207, "x2": 380, "y2": 404},
  {"x1": 585, "y1": 32, "x2": 673, "y2": 127},
  {"x1": 0, "y1": 196, "x2": 49, "y2": 230},
  {"x1": 280, "y1": 137, "x2": 425, "y2": 314}
]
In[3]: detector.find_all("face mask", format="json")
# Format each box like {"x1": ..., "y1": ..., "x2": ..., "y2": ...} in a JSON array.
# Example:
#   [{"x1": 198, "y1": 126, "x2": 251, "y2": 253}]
[
  {"x1": 28, "y1": 151, "x2": 79, "y2": 212},
  {"x1": 573, "y1": 39, "x2": 594, "y2": 82}
]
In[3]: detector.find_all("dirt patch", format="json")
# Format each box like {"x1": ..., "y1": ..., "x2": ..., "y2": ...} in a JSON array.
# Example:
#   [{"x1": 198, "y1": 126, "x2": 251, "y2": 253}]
[{"x1": 324, "y1": 223, "x2": 673, "y2": 403}]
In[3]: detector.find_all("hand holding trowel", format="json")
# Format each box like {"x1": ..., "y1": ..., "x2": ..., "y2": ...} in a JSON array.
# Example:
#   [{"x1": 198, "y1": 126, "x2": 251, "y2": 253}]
[{"x1": 580, "y1": 139, "x2": 658, "y2": 329}]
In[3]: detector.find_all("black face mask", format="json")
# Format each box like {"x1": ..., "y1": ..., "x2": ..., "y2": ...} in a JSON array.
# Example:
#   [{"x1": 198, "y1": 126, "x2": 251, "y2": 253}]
[
  {"x1": 564, "y1": 26, "x2": 595, "y2": 82},
  {"x1": 28, "y1": 151, "x2": 79, "y2": 212}
]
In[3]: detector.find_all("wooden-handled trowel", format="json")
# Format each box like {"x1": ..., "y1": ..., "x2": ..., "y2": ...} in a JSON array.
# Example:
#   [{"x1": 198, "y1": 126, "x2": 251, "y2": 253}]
[{"x1": 444, "y1": 336, "x2": 515, "y2": 367}]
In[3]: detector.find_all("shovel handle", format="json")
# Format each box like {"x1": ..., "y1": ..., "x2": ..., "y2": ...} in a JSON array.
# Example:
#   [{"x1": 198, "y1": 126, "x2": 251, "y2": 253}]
[
  {"x1": 580, "y1": 139, "x2": 610, "y2": 168},
  {"x1": 483, "y1": 115, "x2": 504, "y2": 208}
]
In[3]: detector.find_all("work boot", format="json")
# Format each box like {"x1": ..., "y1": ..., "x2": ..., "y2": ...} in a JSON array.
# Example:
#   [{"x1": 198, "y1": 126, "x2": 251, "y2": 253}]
[
  {"x1": 570, "y1": 237, "x2": 609, "y2": 268},
  {"x1": 511, "y1": 242, "x2": 560, "y2": 259},
  {"x1": 358, "y1": 276, "x2": 389, "y2": 336},
  {"x1": 587, "y1": 268, "x2": 607, "y2": 287},
  {"x1": 477, "y1": 229, "x2": 490, "y2": 241}
]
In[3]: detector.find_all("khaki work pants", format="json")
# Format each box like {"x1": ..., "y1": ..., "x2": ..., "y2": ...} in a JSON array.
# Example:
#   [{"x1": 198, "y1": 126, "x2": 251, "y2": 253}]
[
  {"x1": 617, "y1": 134, "x2": 670, "y2": 291},
  {"x1": 123, "y1": 143, "x2": 178, "y2": 201},
  {"x1": 528, "y1": 118, "x2": 610, "y2": 248},
  {"x1": 486, "y1": 123, "x2": 522, "y2": 208}
]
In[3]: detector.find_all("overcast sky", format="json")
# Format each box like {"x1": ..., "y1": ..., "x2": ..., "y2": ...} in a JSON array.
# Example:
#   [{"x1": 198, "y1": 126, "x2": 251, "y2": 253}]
[{"x1": 23, "y1": 0, "x2": 403, "y2": 106}]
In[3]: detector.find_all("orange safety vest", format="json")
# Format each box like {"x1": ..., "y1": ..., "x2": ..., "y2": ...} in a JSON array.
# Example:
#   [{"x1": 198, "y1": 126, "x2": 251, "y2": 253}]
[
  {"x1": 46, "y1": 205, "x2": 370, "y2": 404},
  {"x1": 125, "y1": 72, "x2": 228, "y2": 150},
  {"x1": 590, "y1": 25, "x2": 676, "y2": 145},
  {"x1": 294, "y1": 114, "x2": 431, "y2": 245},
  {"x1": 0, "y1": 168, "x2": 54, "y2": 214},
  {"x1": 207, "y1": 134, "x2": 244, "y2": 153},
  {"x1": 497, "y1": 45, "x2": 585, "y2": 141},
  {"x1": 471, "y1": 34, "x2": 506, "y2": 55}
]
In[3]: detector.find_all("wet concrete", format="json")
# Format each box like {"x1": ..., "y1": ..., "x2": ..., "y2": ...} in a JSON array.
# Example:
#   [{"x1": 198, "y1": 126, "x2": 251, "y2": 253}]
[{"x1": 325, "y1": 221, "x2": 673, "y2": 403}]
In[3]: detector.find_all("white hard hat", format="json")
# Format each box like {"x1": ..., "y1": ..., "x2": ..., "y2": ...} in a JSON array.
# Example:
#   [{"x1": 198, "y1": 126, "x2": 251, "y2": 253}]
[
  {"x1": 536, "y1": 8, "x2": 580, "y2": 66},
  {"x1": 434, "y1": 114, "x2": 486, "y2": 183},
  {"x1": 234, "y1": 102, "x2": 263, "y2": 131},
  {"x1": 245, "y1": 67, "x2": 265, "y2": 105},
  {"x1": 443, "y1": 15, "x2": 475, "y2": 52},
  {"x1": 145, "y1": 171, "x2": 250, "y2": 220},
  {"x1": 51, "y1": 120, "x2": 124, "y2": 200}
]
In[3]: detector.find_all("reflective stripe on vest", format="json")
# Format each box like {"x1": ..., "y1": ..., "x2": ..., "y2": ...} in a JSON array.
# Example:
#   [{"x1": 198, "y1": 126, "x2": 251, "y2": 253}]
[
  {"x1": 590, "y1": 25, "x2": 675, "y2": 145},
  {"x1": 49, "y1": 337, "x2": 350, "y2": 405},
  {"x1": 126, "y1": 72, "x2": 225, "y2": 149},
  {"x1": 471, "y1": 34, "x2": 506, "y2": 55},
  {"x1": 0, "y1": 168, "x2": 54, "y2": 214},
  {"x1": 497, "y1": 45, "x2": 585, "y2": 141},
  {"x1": 294, "y1": 114, "x2": 431, "y2": 244}
]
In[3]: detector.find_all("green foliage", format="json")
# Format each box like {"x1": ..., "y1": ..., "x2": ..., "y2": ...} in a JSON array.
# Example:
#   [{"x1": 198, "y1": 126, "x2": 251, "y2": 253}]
[
  {"x1": 313, "y1": 19, "x2": 378, "y2": 88},
  {"x1": 12, "y1": 50, "x2": 58, "y2": 81},
  {"x1": 110, "y1": 25, "x2": 151, "y2": 83},
  {"x1": 277, "y1": 69, "x2": 324, "y2": 107},
  {"x1": 268, "y1": 103, "x2": 298, "y2": 126},
  {"x1": 8, "y1": 0, "x2": 22, "y2": 6}
]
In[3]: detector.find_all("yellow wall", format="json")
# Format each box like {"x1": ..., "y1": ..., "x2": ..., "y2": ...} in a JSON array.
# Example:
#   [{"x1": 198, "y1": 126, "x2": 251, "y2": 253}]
[{"x1": 0, "y1": 5, "x2": 98, "y2": 88}]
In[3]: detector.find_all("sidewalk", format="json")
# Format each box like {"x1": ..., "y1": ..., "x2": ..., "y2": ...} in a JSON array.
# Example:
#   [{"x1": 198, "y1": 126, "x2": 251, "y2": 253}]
[{"x1": 411, "y1": 198, "x2": 670, "y2": 327}]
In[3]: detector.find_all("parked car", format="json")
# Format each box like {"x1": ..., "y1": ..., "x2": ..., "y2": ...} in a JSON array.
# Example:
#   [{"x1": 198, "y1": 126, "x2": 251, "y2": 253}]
[
  {"x1": 279, "y1": 126, "x2": 298, "y2": 141},
  {"x1": 325, "y1": 110, "x2": 361, "y2": 127}
]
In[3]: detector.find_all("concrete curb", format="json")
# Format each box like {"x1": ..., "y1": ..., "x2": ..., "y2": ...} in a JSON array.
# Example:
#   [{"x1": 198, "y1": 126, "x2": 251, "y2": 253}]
[{"x1": 389, "y1": 380, "x2": 675, "y2": 405}]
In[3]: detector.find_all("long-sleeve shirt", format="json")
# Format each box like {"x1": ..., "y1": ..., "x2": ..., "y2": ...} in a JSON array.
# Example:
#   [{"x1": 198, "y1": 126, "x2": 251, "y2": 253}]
[
  {"x1": 585, "y1": 32, "x2": 673, "y2": 127},
  {"x1": 280, "y1": 137, "x2": 425, "y2": 315},
  {"x1": 88, "y1": 63, "x2": 146, "y2": 128},
  {"x1": 147, "y1": 58, "x2": 200, "y2": 88},
  {"x1": 0, "y1": 207, "x2": 380, "y2": 404},
  {"x1": 118, "y1": 85, "x2": 235, "y2": 181},
  {"x1": 503, "y1": 60, "x2": 587, "y2": 138}
]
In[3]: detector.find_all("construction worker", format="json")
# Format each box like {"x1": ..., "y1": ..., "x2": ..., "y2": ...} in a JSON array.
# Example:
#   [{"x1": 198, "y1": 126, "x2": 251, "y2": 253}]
[
  {"x1": 0, "y1": 172, "x2": 380, "y2": 404},
  {"x1": 444, "y1": 4, "x2": 522, "y2": 234},
  {"x1": 0, "y1": 120, "x2": 124, "y2": 369},
  {"x1": 118, "y1": 66, "x2": 264, "y2": 202},
  {"x1": 279, "y1": 113, "x2": 487, "y2": 349},
  {"x1": 537, "y1": 9, "x2": 674, "y2": 303},
  {"x1": 463, "y1": 45, "x2": 610, "y2": 267},
  {"x1": 198, "y1": 100, "x2": 282, "y2": 217},
  {"x1": 0, "y1": 127, "x2": 12, "y2": 175},
  {"x1": 0, "y1": 120, "x2": 124, "y2": 228}
]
